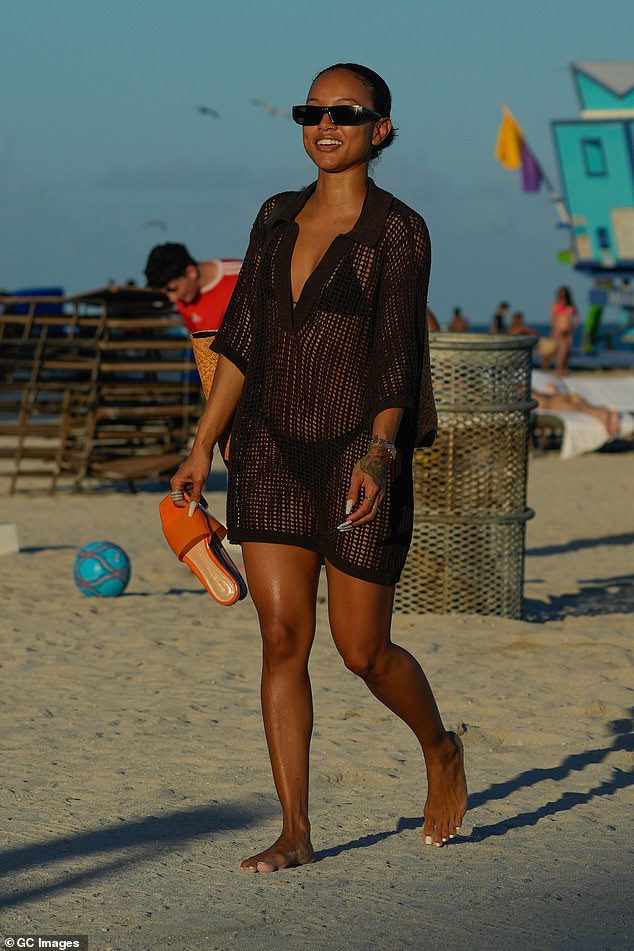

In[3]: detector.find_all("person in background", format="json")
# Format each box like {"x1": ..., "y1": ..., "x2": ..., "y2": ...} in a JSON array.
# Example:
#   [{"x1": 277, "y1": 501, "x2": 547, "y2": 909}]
[
  {"x1": 508, "y1": 311, "x2": 538, "y2": 336},
  {"x1": 490, "y1": 300, "x2": 509, "y2": 334},
  {"x1": 426, "y1": 307, "x2": 440, "y2": 332},
  {"x1": 448, "y1": 307, "x2": 469, "y2": 332},
  {"x1": 144, "y1": 243, "x2": 242, "y2": 333},
  {"x1": 533, "y1": 381, "x2": 620, "y2": 436},
  {"x1": 541, "y1": 285, "x2": 578, "y2": 376}
]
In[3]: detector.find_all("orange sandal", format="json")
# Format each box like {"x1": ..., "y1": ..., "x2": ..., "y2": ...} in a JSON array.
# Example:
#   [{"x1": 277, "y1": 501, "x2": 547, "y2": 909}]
[{"x1": 159, "y1": 494, "x2": 247, "y2": 605}]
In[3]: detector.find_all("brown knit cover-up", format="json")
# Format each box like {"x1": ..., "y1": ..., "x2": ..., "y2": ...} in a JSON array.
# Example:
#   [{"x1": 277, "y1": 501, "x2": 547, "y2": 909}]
[{"x1": 212, "y1": 178, "x2": 437, "y2": 586}]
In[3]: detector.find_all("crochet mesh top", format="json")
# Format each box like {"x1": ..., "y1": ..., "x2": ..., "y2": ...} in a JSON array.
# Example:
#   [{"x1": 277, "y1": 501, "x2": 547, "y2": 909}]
[{"x1": 212, "y1": 179, "x2": 437, "y2": 585}]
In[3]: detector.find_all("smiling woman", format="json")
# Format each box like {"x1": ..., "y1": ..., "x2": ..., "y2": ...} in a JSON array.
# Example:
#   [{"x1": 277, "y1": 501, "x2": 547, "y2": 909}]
[
  {"x1": 299, "y1": 61, "x2": 396, "y2": 165},
  {"x1": 170, "y1": 62, "x2": 468, "y2": 872}
]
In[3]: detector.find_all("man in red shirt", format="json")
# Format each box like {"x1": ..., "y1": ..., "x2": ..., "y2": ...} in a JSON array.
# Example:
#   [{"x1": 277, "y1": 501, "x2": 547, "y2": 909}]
[{"x1": 144, "y1": 243, "x2": 241, "y2": 333}]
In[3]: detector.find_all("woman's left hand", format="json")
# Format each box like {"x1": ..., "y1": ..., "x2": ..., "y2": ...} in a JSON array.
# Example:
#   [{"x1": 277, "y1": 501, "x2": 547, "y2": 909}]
[{"x1": 337, "y1": 445, "x2": 389, "y2": 532}]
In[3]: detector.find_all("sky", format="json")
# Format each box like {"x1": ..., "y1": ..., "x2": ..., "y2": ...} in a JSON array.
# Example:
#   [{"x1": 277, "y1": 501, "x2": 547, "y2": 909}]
[{"x1": 1, "y1": 0, "x2": 633, "y2": 328}]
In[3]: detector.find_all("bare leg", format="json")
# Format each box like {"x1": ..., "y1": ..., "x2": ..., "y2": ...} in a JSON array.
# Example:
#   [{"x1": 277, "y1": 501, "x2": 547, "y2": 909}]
[
  {"x1": 555, "y1": 333, "x2": 572, "y2": 376},
  {"x1": 540, "y1": 392, "x2": 620, "y2": 435},
  {"x1": 565, "y1": 395, "x2": 620, "y2": 434},
  {"x1": 606, "y1": 409, "x2": 620, "y2": 436},
  {"x1": 571, "y1": 403, "x2": 619, "y2": 433},
  {"x1": 239, "y1": 542, "x2": 321, "y2": 872},
  {"x1": 325, "y1": 561, "x2": 468, "y2": 845}
]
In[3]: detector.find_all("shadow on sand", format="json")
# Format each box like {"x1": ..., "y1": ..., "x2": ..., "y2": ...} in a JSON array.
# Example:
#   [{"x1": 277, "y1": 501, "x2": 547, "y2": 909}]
[
  {"x1": 315, "y1": 711, "x2": 634, "y2": 859},
  {"x1": 1, "y1": 716, "x2": 631, "y2": 898},
  {"x1": 0, "y1": 800, "x2": 273, "y2": 909},
  {"x1": 526, "y1": 531, "x2": 634, "y2": 558},
  {"x1": 524, "y1": 572, "x2": 634, "y2": 620}
]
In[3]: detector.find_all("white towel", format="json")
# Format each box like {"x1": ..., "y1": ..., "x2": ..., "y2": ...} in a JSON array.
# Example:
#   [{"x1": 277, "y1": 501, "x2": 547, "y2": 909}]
[{"x1": 536, "y1": 409, "x2": 634, "y2": 460}]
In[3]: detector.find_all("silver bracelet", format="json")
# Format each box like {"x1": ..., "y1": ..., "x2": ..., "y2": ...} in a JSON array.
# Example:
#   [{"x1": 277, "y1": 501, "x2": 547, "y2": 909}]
[{"x1": 370, "y1": 435, "x2": 397, "y2": 460}]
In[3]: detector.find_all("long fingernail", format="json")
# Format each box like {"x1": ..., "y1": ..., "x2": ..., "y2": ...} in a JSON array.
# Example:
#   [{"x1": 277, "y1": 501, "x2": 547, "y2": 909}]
[
  {"x1": 345, "y1": 499, "x2": 353, "y2": 515},
  {"x1": 188, "y1": 501, "x2": 197, "y2": 517},
  {"x1": 337, "y1": 521, "x2": 353, "y2": 532},
  {"x1": 425, "y1": 835, "x2": 433, "y2": 846}
]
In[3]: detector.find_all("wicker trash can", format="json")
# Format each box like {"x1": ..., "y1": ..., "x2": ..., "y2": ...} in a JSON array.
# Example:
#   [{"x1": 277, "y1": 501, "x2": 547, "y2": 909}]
[{"x1": 394, "y1": 333, "x2": 536, "y2": 618}]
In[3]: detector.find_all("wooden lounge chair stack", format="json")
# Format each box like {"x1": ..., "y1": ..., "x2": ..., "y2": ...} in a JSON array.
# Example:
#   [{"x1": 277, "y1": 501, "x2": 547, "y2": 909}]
[
  {"x1": 0, "y1": 286, "x2": 201, "y2": 492},
  {"x1": 0, "y1": 294, "x2": 104, "y2": 492}
]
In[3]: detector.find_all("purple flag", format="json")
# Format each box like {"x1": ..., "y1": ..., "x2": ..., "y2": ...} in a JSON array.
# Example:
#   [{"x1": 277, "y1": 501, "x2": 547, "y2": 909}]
[{"x1": 521, "y1": 139, "x2": 542, "y2": 192}]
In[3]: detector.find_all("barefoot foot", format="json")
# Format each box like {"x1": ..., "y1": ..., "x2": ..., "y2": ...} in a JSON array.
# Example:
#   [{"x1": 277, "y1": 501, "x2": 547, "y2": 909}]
[
  {"x1": 422, "y1": 731, "x2": 468, "y2": 847},
  {"x1": 240, "y1": 833, "x2": 315, "y2": 873}
]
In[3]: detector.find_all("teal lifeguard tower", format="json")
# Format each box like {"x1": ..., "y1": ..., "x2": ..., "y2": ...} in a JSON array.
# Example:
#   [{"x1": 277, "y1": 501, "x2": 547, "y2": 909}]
[{"x1": 552, "y1": 62, "x2": 634, "y2": 345}]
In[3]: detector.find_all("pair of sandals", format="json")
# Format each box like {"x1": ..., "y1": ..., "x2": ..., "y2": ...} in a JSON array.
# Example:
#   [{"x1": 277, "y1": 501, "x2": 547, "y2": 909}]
[{"x1": 159, "y1": 492, "x2": 247, "y2": 605}]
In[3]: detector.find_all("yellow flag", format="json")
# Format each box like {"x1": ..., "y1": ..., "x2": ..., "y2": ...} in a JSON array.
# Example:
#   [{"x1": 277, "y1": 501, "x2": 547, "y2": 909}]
[{"x1": 495, "y1": 106, "x2": 523, "y2": 169}]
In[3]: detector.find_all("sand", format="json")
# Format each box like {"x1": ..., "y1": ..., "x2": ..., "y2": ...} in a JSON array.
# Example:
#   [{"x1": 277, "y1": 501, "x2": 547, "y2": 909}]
[{"x1": 0, "y1": 452, "x2": 633, "y2": 950}]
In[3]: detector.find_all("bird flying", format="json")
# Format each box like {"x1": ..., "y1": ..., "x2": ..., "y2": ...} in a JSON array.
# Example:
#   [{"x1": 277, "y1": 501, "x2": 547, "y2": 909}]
[{"x1": 251, "y1": 98, "x2": 289, "y2": 118}]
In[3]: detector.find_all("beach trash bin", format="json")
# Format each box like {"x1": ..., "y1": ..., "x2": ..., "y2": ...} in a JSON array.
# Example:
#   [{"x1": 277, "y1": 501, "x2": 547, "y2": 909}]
[{"x1": 395, "y1": 333, "x2": 536, "y2": 618}]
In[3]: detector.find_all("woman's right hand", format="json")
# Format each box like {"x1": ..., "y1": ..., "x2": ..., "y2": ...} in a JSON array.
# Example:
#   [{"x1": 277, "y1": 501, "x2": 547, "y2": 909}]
[
  {"x1": 170, "y1": 446, "x2": 212, "y2": 508},
  {"x1": 169, "y1": 354, "x2": 244, "y2": 508}
]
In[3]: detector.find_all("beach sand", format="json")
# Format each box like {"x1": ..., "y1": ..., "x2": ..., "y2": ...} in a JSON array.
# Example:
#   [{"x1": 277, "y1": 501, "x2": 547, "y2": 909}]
[{"x1": 0, "y1": 452, "x2": 633, "y2": 950}]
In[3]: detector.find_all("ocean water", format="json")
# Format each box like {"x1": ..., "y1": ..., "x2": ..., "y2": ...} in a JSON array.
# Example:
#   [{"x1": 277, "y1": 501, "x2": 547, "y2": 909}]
[{"x1": 466, "y1": 320, "x2": 634, "y2": 352}]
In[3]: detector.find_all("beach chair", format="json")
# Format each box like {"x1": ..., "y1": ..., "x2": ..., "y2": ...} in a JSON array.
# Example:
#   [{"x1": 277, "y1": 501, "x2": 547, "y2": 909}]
[
  {"x1": 531, "y1": 409, "x2": 634, "y2": 459},
  {"x1": 0, "y1": 287, "x2": 203, "y2": 492},
  {"x1": 0, "y1": 298, "x2": 104, "y2": 492},
  {"x1": 78, "y1": 296, "x2": 201, "y2": 489},
  {"x1": 531, "y1": 370, "x2": 634, "y2": 459}
]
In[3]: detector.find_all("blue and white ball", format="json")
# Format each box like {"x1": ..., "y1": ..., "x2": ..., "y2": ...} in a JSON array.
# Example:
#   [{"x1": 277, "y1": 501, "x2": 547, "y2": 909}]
[{"x1": 73, "y1": 541, "x2": 131, "y2": 597}]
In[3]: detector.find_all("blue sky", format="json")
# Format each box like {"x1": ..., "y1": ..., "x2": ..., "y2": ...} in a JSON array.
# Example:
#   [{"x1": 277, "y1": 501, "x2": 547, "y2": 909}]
[{"x1": 1, "y1": 0, "x2": 633, "y2": 327}]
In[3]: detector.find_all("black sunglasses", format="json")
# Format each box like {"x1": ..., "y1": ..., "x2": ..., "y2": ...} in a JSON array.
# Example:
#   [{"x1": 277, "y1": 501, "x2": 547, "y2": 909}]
[{"x1": 292, "y1": 104, "x2": 382, "y2": 126}]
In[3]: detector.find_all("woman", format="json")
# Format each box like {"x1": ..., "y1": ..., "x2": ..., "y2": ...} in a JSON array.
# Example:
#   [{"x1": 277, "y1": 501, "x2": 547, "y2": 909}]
[
  {"x1": 543, "y1": 286, "x2": 578, "y2": 375},
  {"x1": 532, "y1": 382, "x2": 620, "y2": 435},
  {"x1": 171, "y1": 63, "x2": 467, "y2": 872}
]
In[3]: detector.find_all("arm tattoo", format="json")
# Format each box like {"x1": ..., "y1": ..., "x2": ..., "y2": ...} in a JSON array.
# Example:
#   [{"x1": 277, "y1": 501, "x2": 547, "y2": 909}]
[{"x1": 359, "y1": 445, "x2": 389, "y2": 493}]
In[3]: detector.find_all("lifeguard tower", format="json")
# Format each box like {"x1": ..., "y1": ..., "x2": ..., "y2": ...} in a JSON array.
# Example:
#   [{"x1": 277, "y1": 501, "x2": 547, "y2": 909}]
[{"x1": 552, "y1": 61, "x2": 634, "y2": 346}]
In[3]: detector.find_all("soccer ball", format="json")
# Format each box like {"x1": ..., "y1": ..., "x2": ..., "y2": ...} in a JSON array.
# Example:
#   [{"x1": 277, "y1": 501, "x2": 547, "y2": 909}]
[{"x1": 73, "y1": 541, "x2": 131, "y2": 597}]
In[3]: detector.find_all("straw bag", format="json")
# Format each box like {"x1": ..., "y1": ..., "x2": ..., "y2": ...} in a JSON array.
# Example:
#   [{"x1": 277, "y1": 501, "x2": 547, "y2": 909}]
[
  {"x1": 191, "y1": 330, "x2": 219, "y2": 398},
  {"x1": 191, "y1": 330, "x2": 231, "y2": 461},
  {"x1": 536, "y1": 337, "x2": 558, "y2": 359}
]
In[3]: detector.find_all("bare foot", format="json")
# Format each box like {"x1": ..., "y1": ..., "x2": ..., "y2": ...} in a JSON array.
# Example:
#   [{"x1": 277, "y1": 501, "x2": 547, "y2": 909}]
[
  {"x1": 240, "y1": 833, "x2": 315, "y2": 873},
  {"x1": 422, "y1": 731, "x2": 468, "y2": 847},
  {"x1": 607, "y1": 409, "x2": 620, "y2": 436}
]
